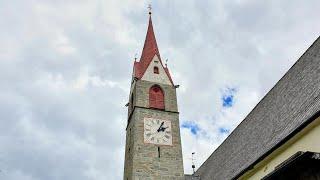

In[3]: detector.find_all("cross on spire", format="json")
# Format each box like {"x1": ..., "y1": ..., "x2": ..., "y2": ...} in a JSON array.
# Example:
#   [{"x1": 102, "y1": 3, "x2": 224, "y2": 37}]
[{"x1": 148, "y1": 4, "x2": 152, "y2": 15}]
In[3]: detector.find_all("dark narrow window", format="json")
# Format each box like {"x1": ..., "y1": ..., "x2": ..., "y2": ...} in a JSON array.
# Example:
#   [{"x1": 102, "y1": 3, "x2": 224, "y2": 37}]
[
  {"x1": 158, "y1": 147, "x2": 160, "y2": 158},
  {"x1": 149, "y1": 85, "x2": 164, "y2": 109},
  {"x1": 154, "y1": 66, "x2": 159, "y2": 74}
]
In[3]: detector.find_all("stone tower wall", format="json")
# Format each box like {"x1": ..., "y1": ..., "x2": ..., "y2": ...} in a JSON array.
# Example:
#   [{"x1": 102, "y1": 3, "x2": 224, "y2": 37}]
[{"x1": 124, "y1": 80, "x2": 184, "y2": 180}]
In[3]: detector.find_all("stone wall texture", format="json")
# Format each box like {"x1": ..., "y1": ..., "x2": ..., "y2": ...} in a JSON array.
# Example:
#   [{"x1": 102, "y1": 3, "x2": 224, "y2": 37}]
[{"x1": 124, "y1": 80, "x2": 184, "y2": 180}]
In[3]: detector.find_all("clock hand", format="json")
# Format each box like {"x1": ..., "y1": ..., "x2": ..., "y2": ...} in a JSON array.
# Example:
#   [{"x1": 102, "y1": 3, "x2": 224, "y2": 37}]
[
  {"x1": 157, "y1": 122, "x2": 164, "y2": 132},
  {"x1": 160, "y1": 126, "x2": 168, "y2": 132}
]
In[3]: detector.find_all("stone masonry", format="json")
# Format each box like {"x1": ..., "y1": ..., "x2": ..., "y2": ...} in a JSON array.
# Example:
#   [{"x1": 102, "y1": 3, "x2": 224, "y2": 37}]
[{"x1": 124, "y1": 80, "x2": 184, "y2": 180}]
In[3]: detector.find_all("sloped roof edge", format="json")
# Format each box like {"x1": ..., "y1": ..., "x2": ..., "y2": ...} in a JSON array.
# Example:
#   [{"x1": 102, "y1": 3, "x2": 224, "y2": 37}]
[{"x1": 195, "y1": 35, "x2": 320, "y2": 179}]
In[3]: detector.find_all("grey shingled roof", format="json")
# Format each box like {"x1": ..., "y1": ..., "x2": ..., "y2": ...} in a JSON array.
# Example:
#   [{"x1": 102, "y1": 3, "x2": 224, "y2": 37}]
[
  {"x1": 195, "y1": 36, "x2": 320, "y2": 180},
  {"x1": 185, "y1": 174, "x2": 201, "y2": 180}
]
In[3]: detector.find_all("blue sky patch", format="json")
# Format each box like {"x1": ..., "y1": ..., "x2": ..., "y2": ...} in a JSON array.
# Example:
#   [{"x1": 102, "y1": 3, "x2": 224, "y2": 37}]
[
  {"x1": 222, "y1": 87, "x2": 237, "y2": 107},
  {"x1": 219, "y1": 127, "x2": 230, "y2": 134},
  {"x1": 181, "y1": 121, "x2": 200, "y2": 135}
]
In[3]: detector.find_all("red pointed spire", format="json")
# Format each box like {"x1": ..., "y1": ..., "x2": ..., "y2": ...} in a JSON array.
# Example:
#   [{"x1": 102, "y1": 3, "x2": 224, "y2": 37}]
[
  {"x1": 139, "y1": 14, "x2": 161, "y2": 69},
  {"x1": 133, "y1": 12, "x2": 174, "y2": 84}
]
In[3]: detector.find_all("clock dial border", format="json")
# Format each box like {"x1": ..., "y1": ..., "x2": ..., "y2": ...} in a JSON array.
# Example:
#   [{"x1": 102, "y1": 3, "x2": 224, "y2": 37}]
[{"x1": 143, "y1": 117, "x2": 173, "y2": 146}]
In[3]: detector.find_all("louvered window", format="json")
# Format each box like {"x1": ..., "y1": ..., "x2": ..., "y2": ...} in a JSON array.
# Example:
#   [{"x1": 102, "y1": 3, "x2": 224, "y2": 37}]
[{"x1": 149, "y1": 85, "x2": 164, "y2": 109}]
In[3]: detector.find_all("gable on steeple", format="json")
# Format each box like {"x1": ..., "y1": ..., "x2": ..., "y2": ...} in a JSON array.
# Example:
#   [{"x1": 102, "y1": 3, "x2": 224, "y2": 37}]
[
  {"x1": 141, "y1": 54, "x2": 172, "y2": 85},
  {"x1": 133, "y1": 13, "x2": 173, "y2": 85}
]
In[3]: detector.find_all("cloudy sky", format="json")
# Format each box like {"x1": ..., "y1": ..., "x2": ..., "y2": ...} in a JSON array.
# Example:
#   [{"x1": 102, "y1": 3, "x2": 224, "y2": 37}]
[{"x1": 1, "y1": 0, "x2": 320, "y2": 179}]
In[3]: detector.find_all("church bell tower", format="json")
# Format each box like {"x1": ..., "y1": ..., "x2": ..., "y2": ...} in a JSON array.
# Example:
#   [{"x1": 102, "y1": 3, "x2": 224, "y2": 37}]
[{"x1": 123, "y1": 9, "x2": 184, "y2": 180}]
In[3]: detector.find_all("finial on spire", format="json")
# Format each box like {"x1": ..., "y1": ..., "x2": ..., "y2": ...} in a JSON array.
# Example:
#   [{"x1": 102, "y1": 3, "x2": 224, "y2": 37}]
[
  {"x1": 134, "y1": 53, "x2": 138, "y2": 62},
  {"x1": 148, "y1": 4, "x2": 152, "y2": 15},
  {"x1": 191, "y1": 152, "x2": 196, "y2": 175}
]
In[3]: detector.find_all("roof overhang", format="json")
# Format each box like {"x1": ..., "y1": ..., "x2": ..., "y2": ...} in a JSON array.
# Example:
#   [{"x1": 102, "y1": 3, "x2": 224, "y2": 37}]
[
  {"x1": 233, "y1": 110, "x2": 320, "y2": 179},
  {"x1": 262, "y1": 151, "x2": 320, "y2": 180}
]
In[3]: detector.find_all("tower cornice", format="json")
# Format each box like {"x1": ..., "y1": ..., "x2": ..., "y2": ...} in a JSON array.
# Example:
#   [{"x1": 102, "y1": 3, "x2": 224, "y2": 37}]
[{"x1": 126, "y1": 106, "x2": 179, "y2": 130}]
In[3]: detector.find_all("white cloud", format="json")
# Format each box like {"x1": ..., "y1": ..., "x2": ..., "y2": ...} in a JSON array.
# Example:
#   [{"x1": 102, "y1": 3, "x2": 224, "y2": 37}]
[{"x1": 0, "y1": 0, "x2": 319, "y2": 179}]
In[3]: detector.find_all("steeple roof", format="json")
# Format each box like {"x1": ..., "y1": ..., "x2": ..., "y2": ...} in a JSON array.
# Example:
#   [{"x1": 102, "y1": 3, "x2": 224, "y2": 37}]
[
  {"x1": 140, "y1": 15, "x2": 160, "y2": 68},
  {"x1": 133, "y1": 13, "x2": 173, "y2": 84}
]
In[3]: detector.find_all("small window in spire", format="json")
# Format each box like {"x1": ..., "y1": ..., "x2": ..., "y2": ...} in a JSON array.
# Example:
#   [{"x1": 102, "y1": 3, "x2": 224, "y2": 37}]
[{"x1": 154, "y1": 67, "x2": 159, "y2": 74}]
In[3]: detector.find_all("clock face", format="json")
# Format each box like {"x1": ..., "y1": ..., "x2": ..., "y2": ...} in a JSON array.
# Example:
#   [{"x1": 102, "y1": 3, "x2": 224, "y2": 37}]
[{"x1": 144, "y1": 118, "x2": 172, "y2": 146}]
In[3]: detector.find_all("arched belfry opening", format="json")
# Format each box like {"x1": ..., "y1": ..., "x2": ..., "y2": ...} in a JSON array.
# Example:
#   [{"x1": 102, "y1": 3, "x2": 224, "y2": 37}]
[{"x1": 149, "y1": 85, "x2": 164, "y2": 109}]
